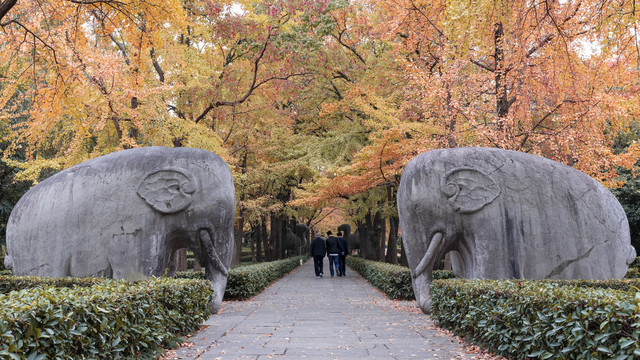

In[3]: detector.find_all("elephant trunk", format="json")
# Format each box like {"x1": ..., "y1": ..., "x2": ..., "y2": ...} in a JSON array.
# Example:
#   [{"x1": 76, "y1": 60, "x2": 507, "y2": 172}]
[
  {"x1": 199, "y1": 228, "x2": 229, "y2": 314},
  {"x1": 412, "y1": 232, "x2": 444, "y2": 314}
]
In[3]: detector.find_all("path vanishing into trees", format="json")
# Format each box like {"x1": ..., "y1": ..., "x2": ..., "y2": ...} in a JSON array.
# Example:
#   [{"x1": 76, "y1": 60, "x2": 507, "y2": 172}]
[{"x1": 165, "y1": 259, "x2": 501, "y2": 360}]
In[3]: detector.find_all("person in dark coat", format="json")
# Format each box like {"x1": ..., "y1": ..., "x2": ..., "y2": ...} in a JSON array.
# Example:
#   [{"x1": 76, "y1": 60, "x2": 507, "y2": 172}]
[
  {"x1": 337, "y1": 231, "x2": 348, "y2": 277},
  {"x1": 325, "y1": 231, "x2": 341, "y2": 277},
  {"x1": 310, "y1": 233, "x2": 326, "y2": 278}
]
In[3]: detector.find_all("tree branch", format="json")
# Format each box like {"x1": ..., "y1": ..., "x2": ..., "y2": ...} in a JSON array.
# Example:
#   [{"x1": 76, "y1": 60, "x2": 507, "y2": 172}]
[
  {"x1": 517, "y1": 100, "x2": 574, "y2": 148},
  {"x1": 0, "y1": 0, "x2": 17, "y2": 25},
  {"x1": 150, "y1": 47, "x2": 164, "y2": 83},
  {"x1": 1, "y1": 20, "x2": 58, "y2": 64},
  {"x1": 333, "y1": 29, "x2": 366, "y2": 65},
  {"x1": 410, "y1": 0, "x2": 444, "y2": 37},
  {"x1": 470, "y1": 58, "x2": 495, "y2": 72},
  {"x1": 526, "y1": 33, "x2": 554, "y2": 57},
  {"x1": 194, "y1": 29, "x2": 310, "y2": 124}
]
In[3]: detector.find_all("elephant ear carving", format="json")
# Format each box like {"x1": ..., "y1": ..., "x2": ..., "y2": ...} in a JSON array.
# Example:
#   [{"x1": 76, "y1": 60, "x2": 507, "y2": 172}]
[
  {"x1": 441, "y1": 168, "x2": 500, "y2": 214},
  {"x1": 138, "y1": 168, "x2": 197, "y2": 214}
]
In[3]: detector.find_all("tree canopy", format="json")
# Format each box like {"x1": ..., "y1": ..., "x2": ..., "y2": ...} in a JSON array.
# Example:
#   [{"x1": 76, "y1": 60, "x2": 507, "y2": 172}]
[{"x1": 2, "y1": 0, "x2": 640, "y2": 257}]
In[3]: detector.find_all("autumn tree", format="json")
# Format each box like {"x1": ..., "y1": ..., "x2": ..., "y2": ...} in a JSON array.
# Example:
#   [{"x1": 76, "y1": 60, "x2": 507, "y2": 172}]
[{"x1": 371, "y1": 0, "x2": 640, "y2": 181}]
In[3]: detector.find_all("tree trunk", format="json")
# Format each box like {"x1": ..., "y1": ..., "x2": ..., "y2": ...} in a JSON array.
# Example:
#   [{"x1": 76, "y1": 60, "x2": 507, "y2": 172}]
[
  {"x1": 232, "y1": 208, "x2": 244, "y2": 266},
  {"x1": 365, "y1": 211, "x2": 376, "y2": 260},
  {"x1": 356, "y1": 219, "x2": 367, "y2": 259},
  {"x1": 375, "y1": 210, "x2": 385, "y2": 261},
  {"x1": 494, "y1": 21, "x2": 509, "y2": 124},
  {"x1": 232, "y1": 151, "x2": 248, "y2": 266},
  {"x1": 385, "y1": 215, "x2": 399, "y2": 264},
  {"x1": 399, "y1": 238, "x2": 408, "y2": 267},
  {"x1": 264, "y1": 214, "x2": 274, "y2": 261},
  {"x1": 258, "y1": 218, "x2": 266, "y2": 262},
  {"x1": 271, "y1": 214, "x2": 286, "y2": 260},
  {"x1": 175, "y1": 248, "x2": 187, "y2": 271},
  {"x1": 278, "y1": 216, "x2": 287, "y2": 259},
  {"x1": 250, "y1": 225, "x2": 256, "y2": 263}
]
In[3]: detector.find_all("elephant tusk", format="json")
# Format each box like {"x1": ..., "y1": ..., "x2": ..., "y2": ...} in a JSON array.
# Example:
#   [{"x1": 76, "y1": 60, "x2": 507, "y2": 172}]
[
  {"x1": 412, "y1": 232, "x2": 444, "y2": 279},
  {"x1": 199, "y1": 228, "x2": 229, "y2": 277}
]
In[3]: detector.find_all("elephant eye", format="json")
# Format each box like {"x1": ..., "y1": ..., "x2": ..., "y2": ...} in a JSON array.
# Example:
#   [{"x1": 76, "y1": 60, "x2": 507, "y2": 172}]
[{"x1": 167, "y1": 184, "x2": 180, "y2": 193}]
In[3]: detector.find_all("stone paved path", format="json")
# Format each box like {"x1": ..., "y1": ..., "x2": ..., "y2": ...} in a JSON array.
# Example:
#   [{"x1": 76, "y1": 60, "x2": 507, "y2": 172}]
[{"x1": 166, "y1": 258, "x2": 495, "y2": 360}]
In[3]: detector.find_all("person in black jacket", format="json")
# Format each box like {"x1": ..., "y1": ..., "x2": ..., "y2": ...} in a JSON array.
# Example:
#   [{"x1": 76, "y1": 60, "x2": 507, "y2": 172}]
[
  {"x1": 310, "y1": 233, "x2": 326, "y2": 278},
  {"x1": 337, "y1": 231, "x2": 348, "y2": 277},
  {"x1": 325, "y1": 231, "x2": 342, "y2": 277}
]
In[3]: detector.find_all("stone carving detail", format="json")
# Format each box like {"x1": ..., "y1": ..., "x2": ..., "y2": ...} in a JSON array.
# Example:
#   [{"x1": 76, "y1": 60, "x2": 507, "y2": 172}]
[
  {"x1": 138, "y1": 168, "x2": 197, "y2": 214},
  {"x1": 397, "y1": 147, "x2": 637, "y2": 314},
  {"x1": 441, "y1": 168, "x2": 500, "y2": 214}
]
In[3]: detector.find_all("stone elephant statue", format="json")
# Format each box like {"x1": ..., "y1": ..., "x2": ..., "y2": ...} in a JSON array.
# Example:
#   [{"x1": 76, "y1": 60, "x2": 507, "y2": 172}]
[
  {"x1": 294, "y1": 223, "x2": 310, "y2": 254},
  {"x1": 338, "y1": 224, "x2": 359, "y2": 254},
  {"x1": 397, "y1": 147, "x2": 636, "y2": 313},
  {"x1": 5, "y1": 146, "x2": 235, "y2": 313},
  {"x1": 284, "y1": 222, "x2": 309, "y2": 256}
]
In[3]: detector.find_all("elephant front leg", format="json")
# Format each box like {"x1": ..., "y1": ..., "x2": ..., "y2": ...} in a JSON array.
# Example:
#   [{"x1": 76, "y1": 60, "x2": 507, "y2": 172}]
[
  {"x1": 412, "y1": 232, "x2": 445, "y2": 314},
  {"x1": 199, "y1": 228, "x2": 230, "y2": 314}
]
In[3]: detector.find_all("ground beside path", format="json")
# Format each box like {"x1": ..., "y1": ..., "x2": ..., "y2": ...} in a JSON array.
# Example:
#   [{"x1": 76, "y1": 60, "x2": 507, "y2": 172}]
[{"x1": 165, "y1": 258, "x2": 503, "y2": 360}]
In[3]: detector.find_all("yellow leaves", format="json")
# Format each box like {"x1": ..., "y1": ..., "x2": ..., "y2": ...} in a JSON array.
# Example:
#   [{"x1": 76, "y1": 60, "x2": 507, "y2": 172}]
[{"x1": 4, "y1": 157, "x2": 63, "y2": 183}]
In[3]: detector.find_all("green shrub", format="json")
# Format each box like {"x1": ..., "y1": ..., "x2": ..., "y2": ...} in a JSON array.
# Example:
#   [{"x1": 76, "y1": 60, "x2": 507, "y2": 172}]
[
  {"x1": 346, "y1": 258, "x2": 457, "y2": 300},
  {"x1": 225, "y1": 256, "x2": 307, "y2": 300},
  {"x1": 347, "y1": 257, "x2": 415, "y2": 300},
  {"x1": 0, "y1": 277, "x2": 213, "y2": 359},
  {"x1": 431, "y1": 279, "x2": 640, "y2": 359},
  {"x1": 0, "y1": 246, "x2": 5, "y2": 272},
  {"x1": 433, "y1": 269, "x2": 456, "y2": 280},
  {"x1": 175, "y1": 255, "x2": 308, "y2": 300},
  {"x1": 625, "y1": 257, "x2": 640, "y2": 278},
  {"x1": 0, "y1": 275, "x2": 102, "y2": 294},
  {"x1": 626, "y1": 268, "x2": 640, "y2": 279}
]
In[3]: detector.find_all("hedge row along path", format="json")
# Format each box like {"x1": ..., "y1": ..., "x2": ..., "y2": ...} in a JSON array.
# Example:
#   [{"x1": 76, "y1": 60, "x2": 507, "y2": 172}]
[{"x1": 165, "y1": 258, "x2": 503, "y2": 359}]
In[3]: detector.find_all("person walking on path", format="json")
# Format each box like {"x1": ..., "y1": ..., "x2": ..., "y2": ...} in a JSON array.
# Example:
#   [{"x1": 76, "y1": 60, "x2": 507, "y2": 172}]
[
  {"x1": 310, "y1": 233, "x2": 326, "y2": 278},
  {"x1": 337, "y1": 231, "x2": 348, "y2": 276},
  {"x1": 325, "y1": 231, "x2": 341, "y2": 277}
]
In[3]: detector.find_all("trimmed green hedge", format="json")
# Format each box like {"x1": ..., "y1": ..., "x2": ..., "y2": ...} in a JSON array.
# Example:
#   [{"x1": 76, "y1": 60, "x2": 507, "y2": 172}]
[
  {"x1": 431, "y1": 279, "x2": 640, "y2": 359},
  {"x1": 346, "y1": 257, "x2": 414, "y2": 300},
  {"x1": 0, "y1": 277, "x2": 213, "y2": 359},
  {"x1": 625, "y1": 257, "x2": 640, "y2": 278},
  {"x1": 346, "y1": 257, "x2": 456, "y2": 300},
  {"x1": 0, "y1": 246, "x2": 6, "y2": 272},
  {"x1": 176, "y1": 255, "x2": 308, "y2": 300},
  {"x1": 0, "y1": 275, "x2": 102, "y2": 294}
]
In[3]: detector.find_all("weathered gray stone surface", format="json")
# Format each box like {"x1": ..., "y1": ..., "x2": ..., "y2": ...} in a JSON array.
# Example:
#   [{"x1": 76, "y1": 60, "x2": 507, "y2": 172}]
[
  {"x1": 397, "y1": 147, "x2": 636, "y2": 313},
  {"x1": 5, "y1": 146, "x2": 235, "y2": 312}
]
